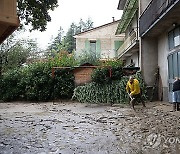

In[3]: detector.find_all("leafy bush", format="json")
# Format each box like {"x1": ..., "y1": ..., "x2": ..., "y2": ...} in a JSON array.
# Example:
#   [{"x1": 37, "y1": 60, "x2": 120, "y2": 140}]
[
  {"x1": 1, "y1": 69, "x2": 24, "y2": 101},
  {"x1": 53, "y1": 68, "x2": 75, "y2": 99},
  {"x1": 49, "y1": 51, "x2": 78, "y2": 67},
  {"x1": 133, "y1": 71, "x2": 148, "y2": 100},
  {"x1": 72, "y1": 77, "x2": 129, "y2": 104},
  {"x1": 21, "y1": 62, "x2": 52, "y2": 101},
  {"x1": 72, "y1": 72, "x2": 148, "y2": 104},
  {"x1": 91, "y1": 59, "x2": 124, "y2": 84},
  {"x1": 75, "y1": 49, "x2": 99, "y2": 66},
  {"x1": 0, "y1": 52, "x2": 75, "y2": 101}
]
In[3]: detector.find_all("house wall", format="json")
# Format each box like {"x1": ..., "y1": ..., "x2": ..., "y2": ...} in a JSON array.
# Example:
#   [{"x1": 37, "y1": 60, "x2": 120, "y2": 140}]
[
  {"x1": 140, "y1": 37, "x2": 158, "y2": 86},
  {"x1": 158, "y1": 32, "x2": 169, "y2": 101},
  {"x1": 75, "y1": 38, "x2": 119, "y2": 59},
  {"x1": 125, "y1": 52, "x2": 139, "y2": 67},
  {"x1": 118, "y1": 12, "x2": 139, "y2": 65},
  {"x1": 75, "y1": 22, "x2": 124, "y2": 59}
]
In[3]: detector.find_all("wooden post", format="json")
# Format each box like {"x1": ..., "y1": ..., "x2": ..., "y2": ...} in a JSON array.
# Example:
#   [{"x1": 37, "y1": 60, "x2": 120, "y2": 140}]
[{"x1": 52, "y1": 68, "x2": 55, "y2": 78}]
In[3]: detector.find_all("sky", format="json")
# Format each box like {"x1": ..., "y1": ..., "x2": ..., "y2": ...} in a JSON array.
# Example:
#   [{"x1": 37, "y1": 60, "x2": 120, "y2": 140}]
[{"x1": 24, "y1": 0, "x2": 122, "y2": 49}]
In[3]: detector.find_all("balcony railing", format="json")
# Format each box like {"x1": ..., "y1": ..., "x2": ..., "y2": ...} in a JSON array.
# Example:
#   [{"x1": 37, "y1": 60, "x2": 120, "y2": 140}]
[
  {"x1": 139, "y1": 0, "x2": 178, "y2": 37},
  {"x1": 100, "y1": 49, "x2": 117, "y2": 59},
  {"x1": 118, "y1": 28, "x2": 138, "y2": 57}
]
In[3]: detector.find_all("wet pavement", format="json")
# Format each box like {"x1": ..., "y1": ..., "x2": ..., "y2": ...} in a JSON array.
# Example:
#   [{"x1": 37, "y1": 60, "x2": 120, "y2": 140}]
[{"x1": 0, "y1": 101, "x2": 179, "y2": 154}]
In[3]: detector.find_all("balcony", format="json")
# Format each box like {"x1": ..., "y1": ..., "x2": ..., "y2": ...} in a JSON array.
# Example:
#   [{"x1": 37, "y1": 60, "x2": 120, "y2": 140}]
[
  {"x1": 116, "y1": 0, "x2": 138, "y2": 34},
  {"x1": 0, "y1": 0, "x2": 19, "y2": 44},
  {"x1": 139, "y1": 0, "x2": 180, "y2": 37},
  {"x1": 118, "y1": 28, "x2": 139, "y2": 58}
]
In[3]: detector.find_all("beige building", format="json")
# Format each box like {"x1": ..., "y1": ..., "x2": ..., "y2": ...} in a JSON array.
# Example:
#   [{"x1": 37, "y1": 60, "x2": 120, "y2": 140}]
[
  {"x1": 116, "y1": 0, "x2": 180, "y2": 101},
  {"x1": 116, "y1": 0, "x2": 139, "y2": 67},
  {"x1": 74, "y1": 20, "x2": 124, "y2": 60},
  {"x1": 0, "y1": 0, "x2": 19, "y2": 44}
]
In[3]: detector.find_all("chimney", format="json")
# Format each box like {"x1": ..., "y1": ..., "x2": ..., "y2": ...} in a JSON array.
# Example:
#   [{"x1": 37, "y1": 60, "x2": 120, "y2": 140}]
[{"x1": 112, "y1": 17, "x2": 115, "y2": 22}]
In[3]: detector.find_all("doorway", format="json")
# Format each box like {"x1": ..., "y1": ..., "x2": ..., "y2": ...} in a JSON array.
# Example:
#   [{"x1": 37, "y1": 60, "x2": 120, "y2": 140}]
[{"x1": 167, "y1": 51, "x2": 180, "y2": 102}]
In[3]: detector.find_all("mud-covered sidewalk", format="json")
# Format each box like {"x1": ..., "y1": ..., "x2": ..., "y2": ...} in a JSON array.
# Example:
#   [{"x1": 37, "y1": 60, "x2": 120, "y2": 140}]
[{"x1": 0, "y1": 101, "x2": 179, "y2": 154}]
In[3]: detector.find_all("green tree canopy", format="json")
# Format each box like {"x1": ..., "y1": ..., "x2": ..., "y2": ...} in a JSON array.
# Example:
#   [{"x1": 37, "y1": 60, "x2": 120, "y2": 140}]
[
  {"x1": 48, "y1": 18, "x2": 94, "y2": 54},
  {"x1": 0, "y1": 31, "x2": 40, "y2": 75},
  {"x1": 17, "y1": 0, "x2": 58, "y2": 31}
]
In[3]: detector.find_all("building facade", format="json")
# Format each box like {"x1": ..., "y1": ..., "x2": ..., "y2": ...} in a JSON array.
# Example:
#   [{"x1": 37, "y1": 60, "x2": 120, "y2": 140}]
[
  {"x1": 116, "y1": 0, "x2": 139, "y2": 67},
  {"x1": 74, "y1": 20, "x2": 124, "y2": 60},
  {"x1": 117, "y1": 0, "x2": 180, "y2": 101},
  {"x1": 139, "y1": 0, "x2": 180, "y2": 101}
]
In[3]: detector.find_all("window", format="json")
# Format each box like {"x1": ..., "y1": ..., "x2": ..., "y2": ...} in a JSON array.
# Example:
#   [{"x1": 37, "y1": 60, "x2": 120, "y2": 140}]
[
  {"x1": 90, "y1": 40, "x2": 96, "y2": 52},
  {"x1": 174, "y1": 28, "x2": 180, "y2": 47},
  {"x1": 168, "y1": 26, "x2": 180, "y2": 50}
]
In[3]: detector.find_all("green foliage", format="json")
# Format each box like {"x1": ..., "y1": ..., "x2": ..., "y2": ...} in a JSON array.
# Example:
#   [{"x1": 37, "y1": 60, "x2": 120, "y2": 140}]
[
  {"x1": 64, "y1": 23, "x2": 77, "y2": 53},
  {"x1": 133, "y1": 71, "x2": 148, "y2": 100},
  {"x1": 53, "y1": 69, "x2": 74, "y2": 99},
  {"x1": 99, "y1": 59, "x2": 123, "y2": 67},
  {"x1": 17, "y1": 0, "x2": 58, "y2": 31},
  {"x1": 48, "y1": 51, "x2": 78, "y2": 67},
  {"x1": 91, "y1": 60, "x2": 124, "y2": 84},
  {"x1": 1, "y1": 69, "x2": 24, "y2": 101},
  {"x1": 0, "y1": 31, "x2": 40, "y2": 75},
  {"x1": 76, "y1": 18, "x2": 94, "y2": 33},
  {"x1": 0, "y1": 57, "x2": 75, "y2": 101},
  {"x1": 91, "y1": 68, "x2": 111, "y2": 84},
  {"x1": 48, "y1": 18, "x2": 94, "y2": 54},
  {"x1": 22, "y1": 63, "x2": 53, "y2": 101},
  {"x1": 72, "y1": 77, "x2": 129, "y2": 104},
  {"x1": 76, "y1": 49, "x2": 99, "y2": 66},
  {"x1": 72, "y1": 72, "x2": 148, "y2": 104}
]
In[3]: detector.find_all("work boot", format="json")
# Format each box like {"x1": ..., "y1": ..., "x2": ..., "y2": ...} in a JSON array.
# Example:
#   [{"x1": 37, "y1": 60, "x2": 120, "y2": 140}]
[
  {"x1": 130, "y1": 99, "x2": 135, "y2": 110},
  {"x1": 142, "y1": 101, "x2": 146, "y2": 108},
  {"x1": 173, "y1": 103, "x2": 177, "y2": 111},
  {"x1": 177, "y1": 103, "x2": 179, "y2": 111}
]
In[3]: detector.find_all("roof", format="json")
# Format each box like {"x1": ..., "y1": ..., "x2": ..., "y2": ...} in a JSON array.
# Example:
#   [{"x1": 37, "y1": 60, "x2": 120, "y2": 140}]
[{"x1": 74, "y1": 20, "x2": 120, "y2": 37}]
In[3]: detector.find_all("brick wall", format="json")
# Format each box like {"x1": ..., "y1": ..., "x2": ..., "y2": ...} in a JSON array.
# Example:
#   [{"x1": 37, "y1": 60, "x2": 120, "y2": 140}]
[{"x1": 73, "y1": 67, "x2": 96, "y2": 86}]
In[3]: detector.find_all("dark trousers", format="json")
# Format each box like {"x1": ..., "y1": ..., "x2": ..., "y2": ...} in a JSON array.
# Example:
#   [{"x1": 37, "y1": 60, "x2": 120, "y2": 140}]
[
  {"x1": 131, "y1": 93, "x2": 146, "y2": 109},
  {"x1": 173, "y1": 102, "x2": 180, "y2": 111}
]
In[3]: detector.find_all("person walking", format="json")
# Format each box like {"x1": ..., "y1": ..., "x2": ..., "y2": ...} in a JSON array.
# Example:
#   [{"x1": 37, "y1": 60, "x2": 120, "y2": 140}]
[
  {"x1": 126, "y1": 76, "x2": 146, "y2": 110},
  {"x1": 172, "y1": 77, "x2": 180, "y2": 111}
]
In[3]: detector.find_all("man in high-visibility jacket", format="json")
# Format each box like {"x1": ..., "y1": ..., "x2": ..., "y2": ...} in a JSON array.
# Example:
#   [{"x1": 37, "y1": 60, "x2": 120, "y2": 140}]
[{"x1": 126, "y1": 76, "x2": 146, "y2": 110}]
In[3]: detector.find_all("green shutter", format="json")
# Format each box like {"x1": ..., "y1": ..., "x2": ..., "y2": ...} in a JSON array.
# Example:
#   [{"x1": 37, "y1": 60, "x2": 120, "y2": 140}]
[
  {"x1": 114, "y1": 41, "x2": 123, "y2": 57},
  {"x1": 114, "y1": 41, "x2": 123, "y2": 51},
  {"x1": 85, "y1": 39, "x2": 90, "y2": 51},
  {"x1": 96, "y1": 39, "x2": 101, "y2": 58}
]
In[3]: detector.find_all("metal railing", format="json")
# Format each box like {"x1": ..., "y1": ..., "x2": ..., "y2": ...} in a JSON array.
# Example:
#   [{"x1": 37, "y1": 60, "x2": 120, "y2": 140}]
[
  {"x1": 118, "y1": 28, "x2": 138, "y2": 57},
  {"x1": 100, "y1": 49, "x2": 116, "y2": 59},
  {"x1": 139, "y1": 0, "x2": 178, "y2": 36}
]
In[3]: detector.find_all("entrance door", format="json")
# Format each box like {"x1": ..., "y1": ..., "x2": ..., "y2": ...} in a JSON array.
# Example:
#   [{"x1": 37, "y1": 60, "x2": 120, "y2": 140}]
[{"x1": 167, "y1": 51, "x2": 180, "y2": 102}]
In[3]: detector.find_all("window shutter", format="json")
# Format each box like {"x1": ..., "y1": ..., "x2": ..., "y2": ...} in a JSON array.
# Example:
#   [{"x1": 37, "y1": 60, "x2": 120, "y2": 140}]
[
  {"x1": 85, "y1": 39, "x2": 90, "y2": 51},
  {"x1": 96, "y1": 39, "x2": 101, "y2": 58},
  {"x1": 114, "y1": 41, "x2": 123, "y2": 57},
  {"x1": 114, "y1": 41, "x2": 123, "y2": 51}
]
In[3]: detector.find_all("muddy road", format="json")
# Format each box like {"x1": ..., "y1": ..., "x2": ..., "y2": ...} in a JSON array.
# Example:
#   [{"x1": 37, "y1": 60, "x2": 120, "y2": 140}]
[{"x1": 0, "y1": 101, "x2": 179, "y2": 154}]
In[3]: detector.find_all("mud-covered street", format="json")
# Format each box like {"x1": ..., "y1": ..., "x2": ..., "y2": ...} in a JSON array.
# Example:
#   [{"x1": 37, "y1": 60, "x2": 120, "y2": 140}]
[{"x1": 0, "y1": 101, "x2": 179, "y2": 154}]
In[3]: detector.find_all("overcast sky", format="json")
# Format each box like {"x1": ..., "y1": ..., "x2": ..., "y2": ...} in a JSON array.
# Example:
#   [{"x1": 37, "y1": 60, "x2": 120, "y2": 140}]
[{"x1": 25, "y1": 0, "x2": 122, "y2": 49}]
